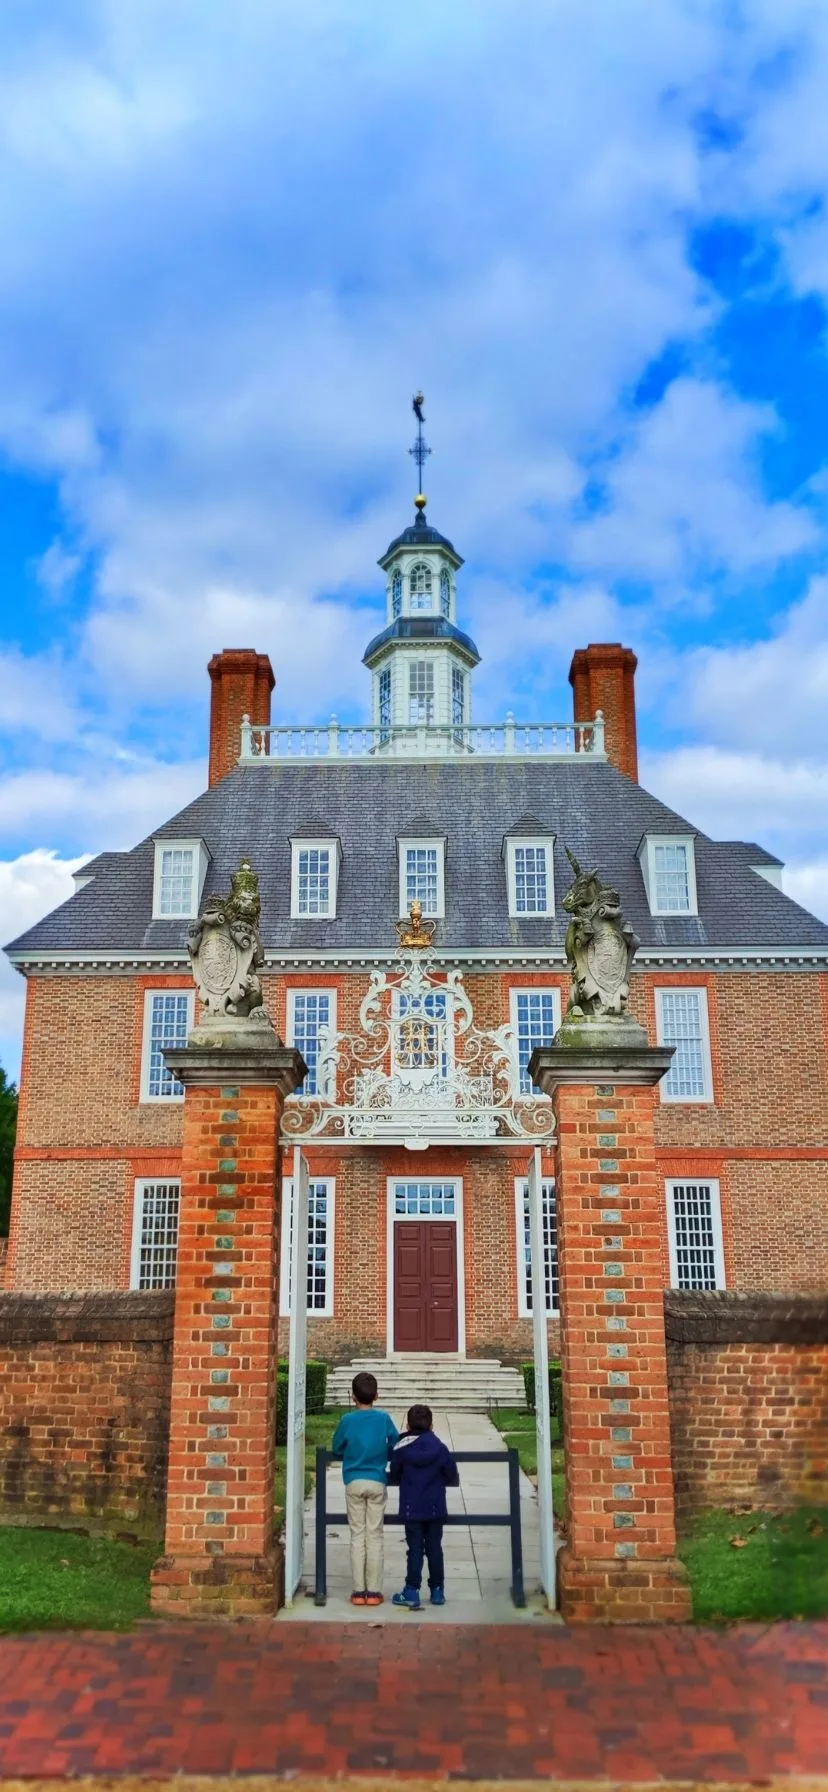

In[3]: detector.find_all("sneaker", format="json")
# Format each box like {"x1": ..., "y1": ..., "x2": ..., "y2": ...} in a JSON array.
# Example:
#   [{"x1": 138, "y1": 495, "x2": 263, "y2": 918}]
[
  {"x1": 350, "y1": 1591, "x2": 368, "y2": 1606},
  {"x1": 364, "y1": 1592, "x2": 384, "y2": 1606},
  {"x1": 391, "y1": 1586, "x2": 423, "y2": 1610},
  {"x1": 430, "y1": 1587, "x2": 446, "y2": 1606}
]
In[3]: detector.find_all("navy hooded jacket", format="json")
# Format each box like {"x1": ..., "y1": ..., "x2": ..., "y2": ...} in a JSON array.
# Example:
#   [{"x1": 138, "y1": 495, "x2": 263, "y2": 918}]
[{"x1": 388, "y1": 1429, "x2": 459, "y2": 1521}]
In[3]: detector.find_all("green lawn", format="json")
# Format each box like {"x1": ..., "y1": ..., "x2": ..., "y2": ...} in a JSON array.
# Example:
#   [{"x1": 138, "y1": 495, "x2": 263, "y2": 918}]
[
  {"x1": 0, "y1": 1526, "x2": 157, "y2": 1632},
  {"x1": 488, "y1": 1405, "x2": 567, "y2": 1522},
  {"x1": 678, "y1": 1506, "x2": 828, "y2": 1622},
  {"x1": 274, "y1": 1405, "x2": 349, "y2": 1519}
]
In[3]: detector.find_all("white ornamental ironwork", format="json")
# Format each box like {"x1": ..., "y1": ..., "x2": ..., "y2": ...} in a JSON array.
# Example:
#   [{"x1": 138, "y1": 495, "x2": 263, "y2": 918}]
[{"x1": 281, "y1": 946, "x2": 555, "y2": 1146}]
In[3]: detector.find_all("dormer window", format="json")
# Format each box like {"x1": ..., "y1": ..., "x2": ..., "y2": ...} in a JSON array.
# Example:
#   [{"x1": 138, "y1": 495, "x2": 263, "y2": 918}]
[
  {"x1": 392, "y1": 569, "x2": 402, "y2": 618},
  {"x1": 290, "y1": 839, "x2": 340, "y2": 919},
  {"x1": 440, "y1": 568, "x2": 450, "y2": 617},
  {"x1": 398, "y1": 837, "x2": 445, "y2": 918},
  {"x1": 409, "y1": 562, "x2": 432, "y2": 611},
  {"x1": 638, "y1": 833, "x2": 698, "y2": 916},
  {"x1": 505, "y1": 838, "x2": 555, "y2": 918},
  {"x1": 152, "y1": 838, "x2": 209, "y2": 919}
]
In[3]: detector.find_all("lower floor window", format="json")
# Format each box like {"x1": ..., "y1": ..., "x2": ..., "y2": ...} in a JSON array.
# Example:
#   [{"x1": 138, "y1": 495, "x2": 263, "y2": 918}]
[
  {"x1": 666, "y1": 1179, "x2": 725, "y2": 1290},
  {"x1": 131, "y1": 1179, "x2": 181, "y2": 1289},
  {"x1": 280, "y1": 1177, "x2": 335, "y2": 1316},
  {"x1": 516, "y1": 1177, "x2": 558, "y2": 1315},
  {"x1": 393, "y1": 1181, "x2": 457, "y2": 1217}
]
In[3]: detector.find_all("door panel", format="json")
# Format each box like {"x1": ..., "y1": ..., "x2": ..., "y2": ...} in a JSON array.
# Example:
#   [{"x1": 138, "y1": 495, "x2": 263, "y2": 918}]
[{"x1": 393, "y1": 1220, "x2": 458, "y2": 1352}]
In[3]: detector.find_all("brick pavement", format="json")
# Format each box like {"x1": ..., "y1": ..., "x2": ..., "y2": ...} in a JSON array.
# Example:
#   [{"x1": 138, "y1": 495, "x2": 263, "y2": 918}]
[{"x1": 0, "y1": 1622, "x2": 825, "y2": 1783}]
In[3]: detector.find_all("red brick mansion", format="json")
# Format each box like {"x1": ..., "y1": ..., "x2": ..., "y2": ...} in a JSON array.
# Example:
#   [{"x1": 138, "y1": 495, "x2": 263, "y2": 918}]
[{"x1": 5, "y1": 493, "x2": 828, "y2": 1393}]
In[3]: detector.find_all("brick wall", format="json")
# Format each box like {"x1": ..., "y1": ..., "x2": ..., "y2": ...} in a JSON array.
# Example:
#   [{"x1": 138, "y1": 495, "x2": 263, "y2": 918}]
[
  {"x1": 666, "y1": 1291, "x2": 828, "y2": 1516},
  {"x1": 0, "y1": 1292, "x2": 173, "y2": 1533},
  {"x1": 0, "y1": 1237, "x2": 7, "y2": 1286}
]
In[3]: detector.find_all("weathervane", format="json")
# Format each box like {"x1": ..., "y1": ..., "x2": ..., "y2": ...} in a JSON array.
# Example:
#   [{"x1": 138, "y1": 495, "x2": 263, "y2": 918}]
[{"x1": 409, "y1": 391, "x2": 432, "y2": 506}]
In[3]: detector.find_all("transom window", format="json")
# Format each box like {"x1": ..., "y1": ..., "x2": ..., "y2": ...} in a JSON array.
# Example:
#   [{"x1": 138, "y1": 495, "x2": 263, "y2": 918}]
[
  {"x1": 131, "y1": 1180, "x2": 181, "y2": 1290},
  {"x1": 440, "y1": 569, "x2": 451, "y2": 616},
  {"x1": 392, "y1": 569, "x2": 403, "y2": 618},
  {"x1": 639, "y1": 834, "x2": 697, "y2": 916},
  {"x1": 451, "y1": 666, "x2": 465, "y2": 729},
  {"x1": 409, "y1": 562, "x2": 433, "y2": 611},
  {"x1": 408, "y1": 659, "x2": 435, "y2": 725},
  {"x1": 141, "y1": 990, "x2": 193, "y2": 1101},
  {"x1": 506, "y1": 839, "x2": 554, "y2": 918},
  {"x1": 280, "y1": 1176, "x2": 335, "y2": 1316},
  {"x1": 287, "y1": 990, "x2": 335, "y2": 1097},
  {"x1": 516, "y1": 1177, "x2": 559, "y2": 1315},
  {"x1": 510, "y1": 988, "x2": 561, "y2": 1095},
  {"x1": 666, "y1": 1180, "x2": 725, "y2": 1290},
  {"x1": 291, "y1": 841, "x2": 337, "y2": 918},
  {"x1": 656, "y1": 988, "x2": 713, "y2": 1102},
  {"x1": 394, "y1": 1181, "x2": 456, "y2": 1217},
  {"x1": 399, "y1": 838, "x2": 444, "y2": 916},
  {"x1": 152, "y1": 838, "x2": 208, "y2": 919}
]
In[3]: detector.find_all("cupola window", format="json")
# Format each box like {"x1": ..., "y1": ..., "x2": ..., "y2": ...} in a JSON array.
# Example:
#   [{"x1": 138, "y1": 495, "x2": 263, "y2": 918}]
[
  {"x1": 409, "y1": 562, "x2": 433, "y2": 611},
  {"x1": 378, "y1": 666, "x2": 391, "y2": 743},
  {"x1": 440, "y1": 568, "x2": 450, "y2": 617},
  {"x1": 451, "y1": 666, "x2": 465, "y2": 730},
  {"x1": 408, "y1": 659, "x2": 435, "y2": 725},
  {"x1": 392, "y1": 569, "x2": 402, "y2": 618}
]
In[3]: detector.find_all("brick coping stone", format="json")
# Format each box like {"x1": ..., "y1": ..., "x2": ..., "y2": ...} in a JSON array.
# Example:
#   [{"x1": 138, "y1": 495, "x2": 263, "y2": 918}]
[
  {"x1": 1, "y1": 1780, "x2": 825, "y2": 1792},
  {"x1": 0, "y1": 1621, "x2": 825, "y2": 1782}
]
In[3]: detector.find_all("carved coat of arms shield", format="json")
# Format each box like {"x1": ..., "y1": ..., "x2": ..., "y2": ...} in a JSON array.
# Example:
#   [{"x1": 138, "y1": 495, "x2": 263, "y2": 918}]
[
  {"x1": 199, "y1": 930, "x2": 239, "y2": 999},
  {"x1": 586, "y1": 922, "x2": 628, "y2": 1005}
]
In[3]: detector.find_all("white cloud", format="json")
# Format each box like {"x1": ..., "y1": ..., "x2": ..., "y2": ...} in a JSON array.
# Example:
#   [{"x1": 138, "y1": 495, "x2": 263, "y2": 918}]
[
  {"x1": 784, "y1": 857, "x2": 828, "y2": 923},
  {"x1": 642, "y1": 743, "x2": 828, "y2": 858},
  {"x1": 0, "y1": 850, "x2": 89, "y2": 1079},
  {"x1": 678, "y1": 577, "x2": 828, "y2": 757},
  {"x1": 0, "y1": 760, "x2": 205, "y2": 851}
]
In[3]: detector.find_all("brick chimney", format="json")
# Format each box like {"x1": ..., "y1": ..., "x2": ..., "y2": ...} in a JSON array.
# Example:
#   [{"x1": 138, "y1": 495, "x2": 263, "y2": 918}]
[
  {"x1": 569, "y1": 643, "x2": 638, "y2": 781},
  {"x1": 208, "y1": 649, "x2": 275, "y2": 786}
]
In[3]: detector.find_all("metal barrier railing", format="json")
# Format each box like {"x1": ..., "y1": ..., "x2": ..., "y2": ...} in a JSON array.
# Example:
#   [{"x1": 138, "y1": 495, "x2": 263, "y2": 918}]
[{"x1": 313, "y1": 1447, "x2": 526, "y2": 1607}]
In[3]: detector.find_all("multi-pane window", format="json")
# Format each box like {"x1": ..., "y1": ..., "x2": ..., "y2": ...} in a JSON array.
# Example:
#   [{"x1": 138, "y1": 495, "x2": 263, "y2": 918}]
[
  {"x1": 440, "y1": 569, "x2": 451, "y2": 616},
  {"x1": 403, "y1": 842, "x2": 441, "y2": 914},
  {"x1": 395, "y1": 990, "x2": 449, "y2": 1076},
  {"x1": 511, "y1": 988, "x2": 561, "y2": 1094},
  {"x1": 141, "y1": 991, "x2": 192, "y2": 1100},
  {"x1": 653, "y1": 842, "x2": 691, "y2": 912},
  {"x1": 451, "y1": 666, "x2": 465, "y2": 729},
  {"x1": 131, "y1": 1180, "x2": 181, "y2": 1290},
  {"x1": 408, "y1": 659, "x2": 435, "y2": 725},
  {"x1": 666, "y1": 1180, "x2": 724, "y2": 1290},
  {"x1": 288, "y1": 991, "x2": 335, "y2": 1097},
  {"x1": 508, "y1": 841, "x2": 552, "y2": 917},
  {"x1": 378, "y1": 666, "x2": 392, "y2": 743},
  {"x1": 157, "y1": 846, "x2": 195, "y2": 917},
  {"x1": 409, "y1": 562, "x2": 433, "y2": 611},
  {"x1": 280, "y1": 1177, "x2": 335, "y2": 1315},
  {"x1": 394, "y1": 1181, "x2": 456, "y2": 1216},
  {"x1": 656, "y1": 988, "x2": 712, "y2": 1102},
  {"x1": 392, "y1": 570, "x2": 403, "y2": 618},
  {"x1": 291, "y1": 843, "x2": 335, "y2": 917},
  {"x1": 516, "y1": 1178, "x2": 559, "y2": 1315}
]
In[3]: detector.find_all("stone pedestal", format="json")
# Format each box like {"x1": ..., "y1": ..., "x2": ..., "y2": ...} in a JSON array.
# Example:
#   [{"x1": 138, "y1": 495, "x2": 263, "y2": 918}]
[
  {"x1": 530, "y1": 1022, "x2": 692, "y2": 1624},
  {"x1": 150, "y1": 1032, "x2": 305, "y2": 1619}
]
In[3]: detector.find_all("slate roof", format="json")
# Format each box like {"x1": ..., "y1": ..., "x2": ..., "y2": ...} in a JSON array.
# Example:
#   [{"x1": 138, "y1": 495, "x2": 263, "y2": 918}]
[
  {"x1": 363, "y1": 616, "x2": 480, "y2": 665},
  {"x1": 8, "y1": 757, "x2": 828, "y2": 958},
  {"x1": 380, "y1": 509, "x2": 462, "y2": 563}
]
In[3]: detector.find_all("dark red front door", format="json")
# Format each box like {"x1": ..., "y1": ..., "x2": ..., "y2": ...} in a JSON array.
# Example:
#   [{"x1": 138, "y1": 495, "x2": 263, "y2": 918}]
[{"x1": 393, "y1": 1221, "x2": 458, "y2": 1352}]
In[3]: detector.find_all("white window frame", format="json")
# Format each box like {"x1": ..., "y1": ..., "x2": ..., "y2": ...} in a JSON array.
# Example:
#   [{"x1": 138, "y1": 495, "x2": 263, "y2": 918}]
[
  {"x1": 386, "y1": 1176, "x2": 465, "y2": 1354},
  {"x1": 286, "y1": 988, "x2": 337, "y2": 1098},
  {"x1": 509, "y1": 986, "x2": 562, "y2": 1095},
  {"x1": 514, "y1": 1175, "x2": 559, "y2": 1318},
  {"x1": 408, "y1": 657, "x2": 436, "y2": 723},
  {"x1": 440, "y1": 567, "x2": 451, "y2": 617},
  {"x1": 505, "y1": 838, "x2": 555, "y2": 919},
  {"x1": 655, "y1": 986, "x2": 713, "y2": 1104},
  {"x1": 665, "y1": 1178, "x2": 726, "y2": 1291},
  {"x1": 638, "y1": 833, "x2": 698, "y2": 916},
  {"x1": 392, "y1": 987, "x2": 453, "y2": 1079},
  {"x1": 130, "y1": 1178, "x2": 181, "y2": 1290},
  {"x1": 139, "y1": 988, "x2": 195, "y2": 1102},
  {"x1": 398, "y1": 837, "x2": 445, "y2": 918},
  {"x1": 290, "y1": 839, "x2": 340, "y2": 920},
  {"x1": 279, "y1": 1174, "x2": 335, "y2": 1317},
  {"x1": 152, "y1": 838, "x2": 209, "y2": 920},
  {"x1": 409, "y1": 561, "x2": 434, "y2": 612}
]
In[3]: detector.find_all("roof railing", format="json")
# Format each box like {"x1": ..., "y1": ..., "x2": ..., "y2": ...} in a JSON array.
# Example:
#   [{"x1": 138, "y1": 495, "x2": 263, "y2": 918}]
[{"x1": 238, "y1": 712, "x2": 605, "y2": 763}]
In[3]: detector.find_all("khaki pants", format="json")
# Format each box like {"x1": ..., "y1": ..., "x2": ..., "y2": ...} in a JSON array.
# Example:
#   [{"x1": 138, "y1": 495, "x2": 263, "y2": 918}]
[{"x1": 345, "y1": 1478, "x2": 387, "y2": 1592}]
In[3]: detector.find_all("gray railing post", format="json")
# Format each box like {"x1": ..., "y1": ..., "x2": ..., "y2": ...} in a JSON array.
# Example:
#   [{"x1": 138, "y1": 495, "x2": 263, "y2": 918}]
[
  {"x1": 314, "y1": 1446, "x2": 328, "y2": 1604},
  {"x1": 507, "y1": 1446, "x2": 526, "y2": 1607}
]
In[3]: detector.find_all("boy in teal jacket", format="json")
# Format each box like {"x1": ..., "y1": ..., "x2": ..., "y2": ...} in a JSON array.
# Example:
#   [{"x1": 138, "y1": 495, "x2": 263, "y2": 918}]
[{"x1": 331, "y1": 1372, "x2": 399, "y2": 1605}]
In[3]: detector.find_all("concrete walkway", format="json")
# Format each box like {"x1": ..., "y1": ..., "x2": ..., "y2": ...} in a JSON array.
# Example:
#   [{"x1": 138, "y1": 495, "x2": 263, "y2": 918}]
[{"x1": 279, "y1": 1410, "x2": 554, "y2": 1624}]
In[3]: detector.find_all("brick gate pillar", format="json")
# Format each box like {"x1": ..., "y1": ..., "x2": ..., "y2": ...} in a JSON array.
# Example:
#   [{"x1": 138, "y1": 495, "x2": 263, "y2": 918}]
[
  {"x1": 150, "y1": 1036, "x2": 305, "y2": 1619},
  {"x1": 530, "y1": 1035, "x2": 692, "y2": 1623}
]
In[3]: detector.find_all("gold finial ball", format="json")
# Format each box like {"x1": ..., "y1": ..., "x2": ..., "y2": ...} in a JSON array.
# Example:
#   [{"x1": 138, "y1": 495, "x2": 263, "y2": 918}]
[{"x1": 414, "y1": 493, "x2": 427, "y2": 510}]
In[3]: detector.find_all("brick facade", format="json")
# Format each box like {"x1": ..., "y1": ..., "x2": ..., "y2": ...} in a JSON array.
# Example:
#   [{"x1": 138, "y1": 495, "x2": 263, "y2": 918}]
[
  {"x1": 208, "y1": 649, "x2": 274, "y2": 786},
  {"x1": 665, "y1": 1291, "x2": 828, "y2": 1516},
  {"x1": 569, "y1": 643, "x2": 638, "y2": 781},
  {"x1": 0, "y1": 1292, "x2": 172, "y2": 1533}
]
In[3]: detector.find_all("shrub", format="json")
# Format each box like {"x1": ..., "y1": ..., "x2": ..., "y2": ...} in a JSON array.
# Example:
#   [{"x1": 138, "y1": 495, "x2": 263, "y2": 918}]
[
  {"x1": 275, "y1": 1360, "x2": 328, "y2": 1444},
  {"x1": 522, "y1": 1360, "x2": 562, "y2": 1431}
]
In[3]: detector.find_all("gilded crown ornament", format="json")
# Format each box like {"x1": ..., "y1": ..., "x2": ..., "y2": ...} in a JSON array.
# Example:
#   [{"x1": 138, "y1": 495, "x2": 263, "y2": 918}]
[{"x1": 395, "y1": 899, "x2": 436, "y2": 951}]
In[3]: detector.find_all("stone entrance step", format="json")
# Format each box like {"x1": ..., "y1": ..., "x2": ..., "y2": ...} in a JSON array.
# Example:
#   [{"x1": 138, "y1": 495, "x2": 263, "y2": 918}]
[{"x1": 325, "y1": 1355, "x2": 526, "y2": 1411}]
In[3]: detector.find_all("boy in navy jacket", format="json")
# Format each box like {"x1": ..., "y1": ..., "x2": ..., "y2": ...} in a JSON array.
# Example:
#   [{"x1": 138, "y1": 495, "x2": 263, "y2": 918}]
[{"x1": 388, "y1": 1404, "x2": 459, "y2": 1610}]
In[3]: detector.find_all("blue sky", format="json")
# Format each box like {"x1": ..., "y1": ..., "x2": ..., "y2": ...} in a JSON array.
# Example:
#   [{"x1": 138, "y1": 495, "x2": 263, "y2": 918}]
[{"x1": 2, "y1": 0, "x2": 828, "y2": 1072}]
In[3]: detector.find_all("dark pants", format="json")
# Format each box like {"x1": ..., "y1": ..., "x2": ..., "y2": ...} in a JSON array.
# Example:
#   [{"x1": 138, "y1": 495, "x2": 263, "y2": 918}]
[{"x1": 404, "y1": 1518, "x2": 445, "y2": 1591}]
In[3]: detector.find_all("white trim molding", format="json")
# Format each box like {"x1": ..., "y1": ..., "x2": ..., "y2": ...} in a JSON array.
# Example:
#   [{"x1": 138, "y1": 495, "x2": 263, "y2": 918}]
[
  {"x1": 151, "y1": 838, "x2": 210, "y2": 920},
  {"x1": 139, "y1": 988, "x2": 195, "y2": 1102},
  {"x1": 666, "y1": 1178, "x2": 725, "y2": 1291},
  {"x1": 504, "y1": 838, "x2": 555, "y2": 919},
  {"x1": 638, "y1": 833, "x2": 698, "y2": 917},
  {"x1": 398, "y1": 837, "x2": 446, "y2": 918},
  {"x1": 655, "y1": 986, "x2": 713, "y2": 1104},
  {"x1": 279, "y1": 1174, "x2": 336, "y2": 1317},
  {"x1": 385, "y1": 1176, "x2": 465, "y2": 1355},
  {"x1": 290, "y1": 839, "x2": 340, "y2": 919}
]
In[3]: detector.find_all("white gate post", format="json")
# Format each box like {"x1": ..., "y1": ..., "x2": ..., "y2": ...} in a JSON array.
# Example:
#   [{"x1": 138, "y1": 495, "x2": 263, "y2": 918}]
[
  {"x1": 528, "y1": 1144, "x2": 557, "y2": 1609},
  {"x1": 284, "y1": 1145, "x2": 309, "y2": 1604}
]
